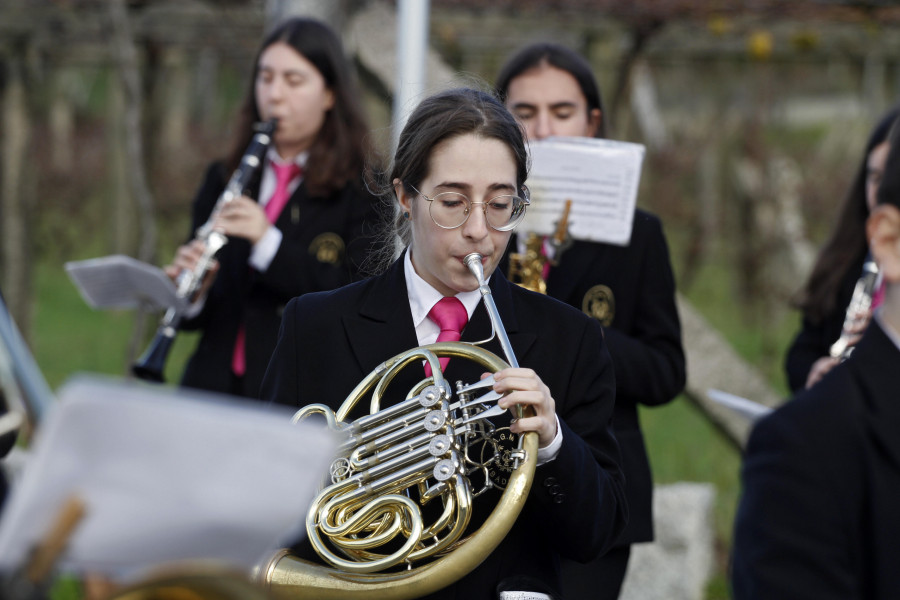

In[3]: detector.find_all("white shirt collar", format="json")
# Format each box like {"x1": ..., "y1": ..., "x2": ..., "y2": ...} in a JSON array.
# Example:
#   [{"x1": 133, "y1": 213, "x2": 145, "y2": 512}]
[
  {"x1": 267, "y1": 148, "x2": 307, "y2": 168},
  {"x1": 259, "y1": 149, "x2": 307, "y2": 207},
  {"x1": 403, "y1": 249, "x2": 483, "y2": 346}
]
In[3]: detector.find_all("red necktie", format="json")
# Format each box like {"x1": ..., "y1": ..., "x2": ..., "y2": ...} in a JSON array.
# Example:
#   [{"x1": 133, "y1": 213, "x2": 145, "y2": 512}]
[
  {"x1": 872, "y1": 279, "x2": 886, "y2": 311},
  {"x1": 541, "y1": 236, "x2": 551, "y2": 281},
  {"x1": 424, "y1": 296, "x2": 468, "y2": 377},
  {"x1": 231, "y1": 162, "x2": 302, "y2": 377},
  {"x1": 264, "y1": 162, "x2": 303, "y2": 223}
]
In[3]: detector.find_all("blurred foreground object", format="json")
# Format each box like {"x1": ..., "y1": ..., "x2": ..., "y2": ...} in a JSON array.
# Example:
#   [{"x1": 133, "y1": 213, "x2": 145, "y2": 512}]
[{"x1": 0, "y1": 376, "x2": 335, "y2": 578}]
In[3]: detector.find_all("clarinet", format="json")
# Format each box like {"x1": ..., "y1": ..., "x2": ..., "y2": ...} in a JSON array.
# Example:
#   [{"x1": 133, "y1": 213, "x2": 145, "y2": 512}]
[
  {"x1": 132, "y1": 118, "x2": 277, "y2": 382},
  {"x1": 829, "y1": 256, "x2": 881, "y2": 361}
]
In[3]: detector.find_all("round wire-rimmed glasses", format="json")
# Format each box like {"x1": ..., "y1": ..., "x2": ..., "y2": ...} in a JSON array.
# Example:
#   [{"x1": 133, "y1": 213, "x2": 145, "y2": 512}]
[{"x1": 407, "y1": 184, "x2": 530, "y2": 231}]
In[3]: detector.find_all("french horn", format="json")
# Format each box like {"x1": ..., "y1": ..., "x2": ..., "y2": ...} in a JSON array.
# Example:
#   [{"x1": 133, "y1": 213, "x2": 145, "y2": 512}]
[{"x1": 257, "y1": 253, "x2": 538, "y2": 600}]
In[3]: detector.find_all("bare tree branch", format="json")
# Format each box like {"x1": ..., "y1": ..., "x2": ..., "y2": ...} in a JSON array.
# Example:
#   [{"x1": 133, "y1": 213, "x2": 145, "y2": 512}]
[{"x1": 108, "y1": 0, "x2": 158, "y2": 367}]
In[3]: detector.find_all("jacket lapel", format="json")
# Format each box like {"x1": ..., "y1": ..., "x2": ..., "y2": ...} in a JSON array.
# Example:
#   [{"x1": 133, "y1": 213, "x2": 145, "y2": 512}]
[
  {"x1": 462, "y1": 271, "x2": 537, "y2": 366},
  {"x1": 343, "y1": 256, "x2": 419, "y2": 375},
  {"x1": 546, "y1": 239, "x2": 590, "y2": 304},
  {"x1": 341, "y1": 259, "x2": 538, "y2": 379},
  {"x1": 273, "y1": 184, "x2": 312, "y2": 230},
  {"x1": 854, "y1": 322, "x2": 900, "y2": 472}
]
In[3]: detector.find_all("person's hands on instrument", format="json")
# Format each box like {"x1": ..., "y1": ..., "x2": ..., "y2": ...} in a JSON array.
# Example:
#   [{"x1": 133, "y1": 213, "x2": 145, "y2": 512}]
[
  {"x1": 808, "y1": 305, "x2": 876, "y2": 388},
  {"x1": 843, "y1": 305, "x2": 874, "y2": 342},
  {"x1": 805, "y1": 355, "x2": 840, "y2": 389},
  {"x1": 163, "y1": 239, "x2": 219, "y2": 301},
  {"x1": 492, "y1": 368, "x2": 558, "y2": 448},
  {"x1": 213, "y1": 196, "x2": 271, "y2": 245}
]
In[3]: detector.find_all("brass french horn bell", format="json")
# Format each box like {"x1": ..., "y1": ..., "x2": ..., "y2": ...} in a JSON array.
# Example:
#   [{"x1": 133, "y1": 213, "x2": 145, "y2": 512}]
[{"x1": 258, "y1": 254, "x2": 537, "y2": 600}]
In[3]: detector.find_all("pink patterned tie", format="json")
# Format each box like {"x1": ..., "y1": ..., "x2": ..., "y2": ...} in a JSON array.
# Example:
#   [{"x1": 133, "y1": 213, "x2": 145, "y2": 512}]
[
  {"x1": 231, "y1": 161, "x2": 303, "y2": 377},
  {"x1": 424, "y1": 296, "x2": 468, "y2": 377}
]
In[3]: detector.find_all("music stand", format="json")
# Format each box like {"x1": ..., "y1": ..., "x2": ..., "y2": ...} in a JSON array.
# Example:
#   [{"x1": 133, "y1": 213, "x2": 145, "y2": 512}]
[{"x1": 64, "y1": 255, "x2": 189, "y2": 314}]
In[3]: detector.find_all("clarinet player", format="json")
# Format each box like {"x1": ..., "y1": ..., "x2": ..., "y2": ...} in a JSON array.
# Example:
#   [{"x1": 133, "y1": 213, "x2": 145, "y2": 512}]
[
  {"x1": 164, "y1": 17, "x2": 380, "y2": 399},
  {"x1": 785, "y1": 107, "x2": 899, "y2": 391}
]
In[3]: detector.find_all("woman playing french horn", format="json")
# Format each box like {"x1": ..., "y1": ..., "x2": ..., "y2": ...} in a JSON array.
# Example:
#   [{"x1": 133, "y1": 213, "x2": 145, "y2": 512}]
[{"x1": 260, "y1": 87, "x2": 627, "y2": 600}]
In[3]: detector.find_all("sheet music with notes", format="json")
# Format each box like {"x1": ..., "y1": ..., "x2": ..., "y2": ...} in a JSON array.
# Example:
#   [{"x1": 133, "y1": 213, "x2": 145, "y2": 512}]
[
  {"x1": 523, "y1": 137, "x2": 645, "y2": 246},
  {"x1": 0, "y1": 376, "x2": 337, "y2": 580}
]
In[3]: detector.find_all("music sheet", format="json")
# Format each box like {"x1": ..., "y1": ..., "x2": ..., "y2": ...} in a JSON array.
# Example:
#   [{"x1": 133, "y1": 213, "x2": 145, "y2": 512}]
[
  {"x1": 523, "y1": 137, "x2": 645, "y2": 246},
  {"x1": 0, "y1": 376, "x2": 337, "y2": 580},
  {"x1": 65, "y1": 255, "x2": 188, "y2": 313}
]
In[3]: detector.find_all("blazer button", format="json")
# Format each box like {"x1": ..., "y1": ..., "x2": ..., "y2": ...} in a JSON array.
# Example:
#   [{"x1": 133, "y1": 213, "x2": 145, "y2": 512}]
[
  {"x1": 553, "y1": 493, "x2": 566, "y2": 504},
  {"x1": 543, "y1": 477, "x2": 558, "y2": 488},
  {"x1": 549, "y1": 484, "x2": 562, "y2": 496}
]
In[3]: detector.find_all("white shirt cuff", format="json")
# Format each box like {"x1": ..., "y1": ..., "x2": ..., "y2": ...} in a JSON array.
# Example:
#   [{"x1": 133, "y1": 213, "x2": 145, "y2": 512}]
[
  {"x1": 249, "y1": 226, "x2": 282, "y2": 272},
  {"x1": 535, "y1": 414, "x2": 563, "y2": 466}
]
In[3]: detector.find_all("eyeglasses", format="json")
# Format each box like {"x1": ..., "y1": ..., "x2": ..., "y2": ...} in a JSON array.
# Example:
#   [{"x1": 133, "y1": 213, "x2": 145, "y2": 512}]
[{"x1": 408, "y1": 184, "x2": 530, "y2": 231}]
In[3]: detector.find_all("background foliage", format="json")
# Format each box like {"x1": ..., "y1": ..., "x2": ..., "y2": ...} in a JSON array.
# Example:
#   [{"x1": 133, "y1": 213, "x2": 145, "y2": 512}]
[{"x1": 5, "y1": 2, "x2": 900, "y2": 598}]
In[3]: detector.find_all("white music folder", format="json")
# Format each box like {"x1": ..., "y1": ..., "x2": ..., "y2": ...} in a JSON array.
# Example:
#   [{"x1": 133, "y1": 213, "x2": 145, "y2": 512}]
[
  {"x1": 0, "y1": 376, "x2": 337, "y2": 581},
  {"x1": 65, "y1": 255, "x2": 188, "y2": 313}
]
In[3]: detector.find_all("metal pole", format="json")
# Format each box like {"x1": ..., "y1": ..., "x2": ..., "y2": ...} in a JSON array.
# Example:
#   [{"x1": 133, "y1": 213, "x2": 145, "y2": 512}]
[
  {"x1": 0, "y1": 294, "x2": 55, "y2": 427},
  {"x1": 392, "y1": 0, "x2": 430, "y2": 153}
]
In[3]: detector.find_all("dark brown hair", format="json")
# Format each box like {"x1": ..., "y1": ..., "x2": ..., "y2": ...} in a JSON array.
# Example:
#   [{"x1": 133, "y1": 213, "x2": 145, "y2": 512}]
[
  {"x1": 794, "y1": 106, "x2": 900, "y2": 322},
  {"x1": 366, "y1": 87, "x2": 529, "y2": 268},
  {"x1": 495, "y1": 42, "x2": 607, "y2": 139},
  {"x1": 225, "y1": 17, "x2": 371, "y2": 197},
  {"x1": 876, "y1": 116, "x2": 900, "y2": 209},
  {"x1": 394, "y1": 87, "x2": 528, "y2": 244}
]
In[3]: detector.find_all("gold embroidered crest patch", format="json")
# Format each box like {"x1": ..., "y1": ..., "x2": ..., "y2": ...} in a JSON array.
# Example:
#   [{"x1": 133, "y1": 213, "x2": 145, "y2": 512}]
[
  {"x1": 582, "y1": 284, "x2": 615, "y2": 326},
  {"x1": 308, "y1": 232, "x2": 344, "y2": 264}
]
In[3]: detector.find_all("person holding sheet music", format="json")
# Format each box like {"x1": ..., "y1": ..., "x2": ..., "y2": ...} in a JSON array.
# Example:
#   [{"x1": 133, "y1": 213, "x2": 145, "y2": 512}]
[
  {"x1": 496, "y1": 43, "x2": 686, "y2": 600},
  {"x1": 166, "y1": 17, "x2": 381, "y2": 399},
  {"x1": 784, "y1": 106, "x2": 899, "y2": 392},
  {"x1": 731, "y1": 121, "x2": 900, "y2": 600}
]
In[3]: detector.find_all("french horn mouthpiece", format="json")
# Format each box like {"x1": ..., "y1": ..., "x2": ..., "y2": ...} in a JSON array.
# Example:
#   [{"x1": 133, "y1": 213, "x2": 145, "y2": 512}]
[{"x1": 464, "y1": 253, "x2": 485, "y2": 283}]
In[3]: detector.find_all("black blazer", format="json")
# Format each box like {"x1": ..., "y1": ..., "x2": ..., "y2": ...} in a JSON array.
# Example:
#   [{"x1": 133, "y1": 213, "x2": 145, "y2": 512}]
[
  {"x1": 506, "y1": 209, "x2": 685, "y2": 545},
  {"x1": 732, "y1": 319, "x2": 900, "y2": 599},
  {"x1": 260, "y1": 256, "x2": 628, "y2": 600},
  {"x1": 178, "y1": 161, "x2": 381, "y2": 399},
  {"x1": 784, "y1": 252, "x2": 867, "y2": 393}
]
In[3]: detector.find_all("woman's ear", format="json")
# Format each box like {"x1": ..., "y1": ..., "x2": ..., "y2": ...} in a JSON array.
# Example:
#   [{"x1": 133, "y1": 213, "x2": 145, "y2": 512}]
[
  {"x1": 868, "y1": 204, "x2": 900, "y2": 284},
  {"x1": 588, "y1": 108, "x2": 603, "y2": 137},
  {"x1": 394, "y1": 178, "x2": 414, "y2": 215}
]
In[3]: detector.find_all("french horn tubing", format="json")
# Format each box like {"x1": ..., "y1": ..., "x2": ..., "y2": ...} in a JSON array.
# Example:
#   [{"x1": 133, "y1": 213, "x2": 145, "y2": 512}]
[{"x1": 257, "y1": 254, "x2": 537, "y2": 600}]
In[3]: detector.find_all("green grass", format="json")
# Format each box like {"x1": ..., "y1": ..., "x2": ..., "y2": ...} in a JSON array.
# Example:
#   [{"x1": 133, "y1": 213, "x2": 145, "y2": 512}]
[
  {"x1": 640, "y1": 398, "x2": 741, "y2": 599},
  {"x1": 30, "y1": 259, "x2": 198, "y2": 391},
  {"x1": 635, "y1": 224, "x2": 803, "y2": 599}
]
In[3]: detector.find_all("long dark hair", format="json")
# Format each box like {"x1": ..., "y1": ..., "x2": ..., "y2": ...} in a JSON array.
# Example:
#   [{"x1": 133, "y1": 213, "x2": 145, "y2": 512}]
[
  {"x1": 369, "y1": 87, "x2": 529, "y2": 265},
  {"x1": 494, "y1": 42, "x2": 607, "y2": 139},
  {"x1": 225, "y1": 17, "x2": 371, "y2": 197},
  {"x1": 793, "y1": 106, "x2": 900, "y2": 322}
]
